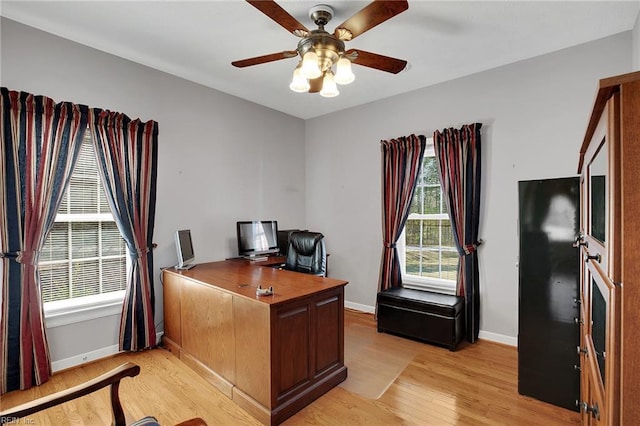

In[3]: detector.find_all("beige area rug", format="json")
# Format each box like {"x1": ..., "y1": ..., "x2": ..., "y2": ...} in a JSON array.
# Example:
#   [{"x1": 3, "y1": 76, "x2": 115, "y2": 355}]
[{"x1": 339, "y1": 322, "x2": 423, "y2": 399}]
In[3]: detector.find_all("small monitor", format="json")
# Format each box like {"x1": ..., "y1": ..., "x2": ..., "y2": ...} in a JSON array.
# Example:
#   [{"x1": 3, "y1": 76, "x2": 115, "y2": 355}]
[
  {"x1": 236, "y1": 220, "x2": 279, "y2": 258},
  {"x1": 175, "y1": 229, "x2": 195, "y2": 270}
]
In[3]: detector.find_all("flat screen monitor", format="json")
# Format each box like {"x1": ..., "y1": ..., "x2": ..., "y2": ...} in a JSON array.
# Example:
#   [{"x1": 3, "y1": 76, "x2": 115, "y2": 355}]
[
  {"x1": 236, "y1": 220, "x2": 279, "y2": 258},
  {"x1": 175, "y1": 229, "x2": 195, "y2": 270}
]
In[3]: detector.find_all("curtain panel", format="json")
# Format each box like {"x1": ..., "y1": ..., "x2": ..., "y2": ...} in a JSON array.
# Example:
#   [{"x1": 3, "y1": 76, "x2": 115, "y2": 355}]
[
  {"x1": 0, "y1": 88, "x2": 88, "y2": 393},
  {"x1": 88, "y1": 110, "x2": 158, "y2": 351},
  {"x1": 378, "y1": 134, "x2": 426, "y2": 292},
  {"x1": 433, "y1": 123, "x2": 482, "y2": 342}
]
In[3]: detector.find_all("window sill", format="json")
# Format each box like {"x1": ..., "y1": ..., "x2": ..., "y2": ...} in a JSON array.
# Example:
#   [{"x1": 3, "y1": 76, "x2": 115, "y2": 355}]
[
  {"x1": 402, "y1": 276, "x2": 456, "y2": 295},
  {"x1": 44, "y1": 291, "x2": 125, "y2": 329}
]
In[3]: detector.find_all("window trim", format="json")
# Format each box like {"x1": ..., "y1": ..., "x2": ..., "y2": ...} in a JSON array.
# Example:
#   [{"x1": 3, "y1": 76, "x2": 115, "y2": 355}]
[{"x1": 43, "y1": 290, "x2": 126, "y2": 328}]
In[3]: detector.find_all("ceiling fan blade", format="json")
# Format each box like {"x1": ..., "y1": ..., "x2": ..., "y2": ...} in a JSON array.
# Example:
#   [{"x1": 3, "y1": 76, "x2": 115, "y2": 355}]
[
  {"x1": 247, "y1": 0, "x2": 309, "y2": 36},
  {"x1": 232, "y1": 50, "x2": 298, "y2": 68},
  {"x1": 334, "y1": 0, "x2": 408, "y2": 41},
  {"x1": 345, "y1": 49, "x2": 407, "y2": 74},
  {"x1": 308, "y1": 77, "x2": 323, "y2": 93}
]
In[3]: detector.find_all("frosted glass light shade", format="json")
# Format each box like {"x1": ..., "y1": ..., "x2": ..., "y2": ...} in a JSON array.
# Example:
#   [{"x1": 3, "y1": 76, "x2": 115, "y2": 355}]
[
  {"x1": 320, "y1": 71, "x2": 339, "y2": 98},
  {"x1": 300, "y1": 51, "x2": 322, "y2": 79},
  {"x1": 335, "y1": 57, "x2": 355, "y2": 85},
  {"x1": 289, "y1": 67, "x2": 310, "y2": 93}
]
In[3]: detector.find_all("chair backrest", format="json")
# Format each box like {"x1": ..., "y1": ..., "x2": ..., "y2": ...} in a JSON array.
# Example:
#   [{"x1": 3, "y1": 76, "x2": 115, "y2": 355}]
[{"x1": 285, "y1": 231, "x2": 327, "y2": 276}]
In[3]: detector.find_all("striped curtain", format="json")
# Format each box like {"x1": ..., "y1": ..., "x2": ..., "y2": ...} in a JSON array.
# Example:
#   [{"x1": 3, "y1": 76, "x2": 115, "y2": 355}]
[
  {"x1": 378, "y1": 134, "x2": 426, "y2": 292},
  {"x1": 88, "y1": 110, "x2": 158, "y2": 351},
  {"x1": 433, "y1": 123, "x2": 482, "y2": 342},
  {"x1": 0, "y1": 88, "x2": 88, "y2": 393}
]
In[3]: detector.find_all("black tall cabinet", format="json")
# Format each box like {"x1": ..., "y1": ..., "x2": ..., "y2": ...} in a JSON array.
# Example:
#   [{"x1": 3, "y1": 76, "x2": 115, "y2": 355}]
[{"x1": 518, "y1": 177, "x2": 580, "y2": 411}]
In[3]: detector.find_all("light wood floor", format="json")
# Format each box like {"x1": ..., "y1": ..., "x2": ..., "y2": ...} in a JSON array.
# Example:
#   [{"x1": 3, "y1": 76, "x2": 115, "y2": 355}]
[{"x1": 1, "y1": 309, "x2": 580, "y2": 425}]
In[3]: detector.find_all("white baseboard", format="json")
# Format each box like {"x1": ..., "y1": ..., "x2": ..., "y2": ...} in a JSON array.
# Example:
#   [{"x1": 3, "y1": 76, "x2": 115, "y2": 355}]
[
  {"x1": 51, "y1": 332, "x2": 165, "y2": 372},
  {"x1": 52, "y1": 343, "x2": 120, "y2": 372},
  {"x1": 344, "y1": 300, "x2": 517, "y2": 347},
  {"x1": 344, "y1": 301, "x2": 375, "y2": 313},
  {"x1": 478, "y1": 330, "x2": 517, "y2": 347}
]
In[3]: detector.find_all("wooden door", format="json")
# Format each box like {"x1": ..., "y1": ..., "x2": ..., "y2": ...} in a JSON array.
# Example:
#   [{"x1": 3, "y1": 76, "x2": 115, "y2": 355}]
[{"x1": 578, "y1": 94, "x2": 621, "y2": 424}]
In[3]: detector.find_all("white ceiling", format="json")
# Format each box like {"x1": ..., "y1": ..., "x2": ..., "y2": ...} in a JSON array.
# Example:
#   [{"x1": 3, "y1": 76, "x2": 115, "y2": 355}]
[{"x1": 2, "y1": 1, "x2": 639, "y2": 119}]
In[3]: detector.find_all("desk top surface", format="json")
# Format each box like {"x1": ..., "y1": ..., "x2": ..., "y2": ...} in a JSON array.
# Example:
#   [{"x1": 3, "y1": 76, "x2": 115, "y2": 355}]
[{"x1": 164, "y1": 258, "x2": 348, "y2": 305}]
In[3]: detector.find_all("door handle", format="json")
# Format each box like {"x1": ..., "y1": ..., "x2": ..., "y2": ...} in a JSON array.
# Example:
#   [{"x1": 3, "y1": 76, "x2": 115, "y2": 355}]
[
  {"x1": 577, "y1": 401, "x2": 599, "y2": 419},
  {"x1": 585, "y1": 253, "x2": 601, "y2": 263},
  {"x1": 586, "y1": 402, "x2": 600, "y2": 420},
  {"x1": 573, "y1": 233, "x2": 588, "y2": 248}
]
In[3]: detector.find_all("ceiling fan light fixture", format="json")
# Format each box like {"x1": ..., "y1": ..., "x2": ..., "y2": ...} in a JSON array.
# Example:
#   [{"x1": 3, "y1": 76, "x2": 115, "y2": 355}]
[
  {"x1": 289, "y1": 66, "x2": 310, "y2": 93},
  {"x1": 335, "y1": 57, "x2": 355, "y2": 85},
  {"x1": 233, "y1": 1, "x2": 409, "y2": 98},
  {"x1": 301, "y1": 50, "x2": 322, "y2": 79},
  {"x1": 320, "y1": 71, "x2": 339, "y2": 98}
]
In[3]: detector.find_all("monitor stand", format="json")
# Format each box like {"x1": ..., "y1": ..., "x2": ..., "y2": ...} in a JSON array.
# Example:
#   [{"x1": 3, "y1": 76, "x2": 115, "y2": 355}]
[
  {"x1": 175, "y1": 263, "x2": 195, "y2": 270},
  {"x1": 244, "y1": 255, "x2": 268, "y2": 262}
]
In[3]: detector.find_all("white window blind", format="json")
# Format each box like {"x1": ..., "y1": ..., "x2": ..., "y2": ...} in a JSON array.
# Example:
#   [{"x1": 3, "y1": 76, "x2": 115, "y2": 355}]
[{"x1": 39, "y1": 131, "x2": 127, "y2": 303}]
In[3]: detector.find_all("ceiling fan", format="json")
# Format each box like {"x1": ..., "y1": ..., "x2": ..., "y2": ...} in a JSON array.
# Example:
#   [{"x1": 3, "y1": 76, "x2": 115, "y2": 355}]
[{"x1": 231, "y1": 0, "x2": 409, "y2": 97}]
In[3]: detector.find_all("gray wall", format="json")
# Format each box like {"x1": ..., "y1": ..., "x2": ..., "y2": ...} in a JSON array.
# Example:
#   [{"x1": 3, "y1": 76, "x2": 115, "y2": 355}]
[
  {"x1": 1, "y1": 18, "x2": 306, "y2": 367},
  {"x1": 305, "y1": 33, "x2": 632, "y2": 342},
  {"x1": 0, "y1": 17, "x2": 635, "y2": 365}
]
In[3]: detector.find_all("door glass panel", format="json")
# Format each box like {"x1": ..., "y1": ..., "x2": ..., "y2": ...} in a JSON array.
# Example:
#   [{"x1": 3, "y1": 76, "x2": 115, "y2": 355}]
[
  {"x1": 592, "y1": 278, "x2": 606, "y2": 381},
  {"x1": 589, "y1": 140, "x2": 607, "y2": 243}
]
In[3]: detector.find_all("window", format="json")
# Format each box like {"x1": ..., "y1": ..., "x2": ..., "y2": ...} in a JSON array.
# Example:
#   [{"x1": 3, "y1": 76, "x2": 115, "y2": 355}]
[
  {"x1": 399, "y1": 139, "x2": 458, "y2": 294},
  {"x1": 38, "y1": 130, "x2": 127, "y2": 308}
]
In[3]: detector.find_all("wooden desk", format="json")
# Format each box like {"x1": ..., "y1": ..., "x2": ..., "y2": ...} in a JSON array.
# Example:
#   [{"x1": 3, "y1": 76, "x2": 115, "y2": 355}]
[{"x1": 162, "y1": 258, "x2": 348, "y2": 425}]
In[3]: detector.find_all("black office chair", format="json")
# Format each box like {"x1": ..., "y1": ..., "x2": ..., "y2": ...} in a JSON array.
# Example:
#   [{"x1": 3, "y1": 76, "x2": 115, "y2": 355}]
[{"x1": 285, "y1": 231, "x2": 327, "y2": 276}]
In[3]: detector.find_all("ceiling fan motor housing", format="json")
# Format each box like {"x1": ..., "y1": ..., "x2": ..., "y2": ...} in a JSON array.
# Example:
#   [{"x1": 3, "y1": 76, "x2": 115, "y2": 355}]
[
  {"x1": 298, "y1": 5, "x2": 344, "y2": 73},
  {"x1": 297, "y1": 30, "x2": 345, "y2": 73}
]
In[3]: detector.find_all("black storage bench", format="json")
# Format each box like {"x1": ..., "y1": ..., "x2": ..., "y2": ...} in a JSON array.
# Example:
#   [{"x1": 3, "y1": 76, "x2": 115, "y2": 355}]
[{"x1": 377, "y1": 287, "x2": 465, "y2": 351}]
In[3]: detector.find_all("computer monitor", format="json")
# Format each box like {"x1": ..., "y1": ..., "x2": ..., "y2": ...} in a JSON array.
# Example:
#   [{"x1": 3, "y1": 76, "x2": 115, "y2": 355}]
[
  {"x1": 236, "y1": 220, "x2": 279, "y2": 258},
  {"x1": 175, "y1": 229, "x2": 195, "y2": 270}
]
